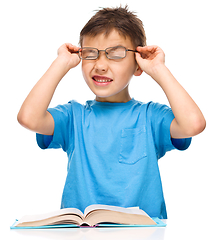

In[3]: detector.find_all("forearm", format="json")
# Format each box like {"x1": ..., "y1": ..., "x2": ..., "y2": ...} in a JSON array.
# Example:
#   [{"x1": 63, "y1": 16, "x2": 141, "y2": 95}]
[
  {"x1": 151, "y1": 65, "x2": 206, "y2": 138},
  {"x1": 136, "y1": 45, "x2": 206, "y2": 138},
  {"x1": 17, "y1": 57, "x2": 70, "y2": 132}
]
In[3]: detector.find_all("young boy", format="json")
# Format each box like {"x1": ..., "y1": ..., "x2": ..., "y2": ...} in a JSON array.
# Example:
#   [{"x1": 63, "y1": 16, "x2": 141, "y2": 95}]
[{"x1": 17, "y1": 6, "x2": 206, "y2": 219}]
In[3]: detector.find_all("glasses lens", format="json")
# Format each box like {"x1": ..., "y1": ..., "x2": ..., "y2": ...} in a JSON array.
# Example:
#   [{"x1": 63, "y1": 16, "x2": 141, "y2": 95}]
[
  {"x1": 106, "y1": 46, "x2": 126, "y2": 59},
  {"x1": 80, "y1": 48, "x2": 98, "y2": 60}
]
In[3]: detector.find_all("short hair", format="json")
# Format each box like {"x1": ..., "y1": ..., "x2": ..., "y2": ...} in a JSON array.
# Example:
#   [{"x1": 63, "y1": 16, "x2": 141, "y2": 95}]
[{"x1": 79, "y1": 6, "x2": 147, "y2": 48}]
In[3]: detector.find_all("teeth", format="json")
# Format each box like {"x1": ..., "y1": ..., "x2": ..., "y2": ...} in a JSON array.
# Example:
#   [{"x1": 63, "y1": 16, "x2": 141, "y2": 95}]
[{"x1": 94, "y1": 78, "x2": 112, "y2": 82}]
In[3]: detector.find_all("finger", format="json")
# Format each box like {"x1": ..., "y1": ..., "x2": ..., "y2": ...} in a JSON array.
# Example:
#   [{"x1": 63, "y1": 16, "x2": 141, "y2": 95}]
[
  {"x1": 135, "y1": 52, "x2": 141, "y2": 60},
  {"x1": 135, "y1": 49, "x2": 148, "y2": 59},
  {"x1": 137, "y1": 46, "x2": 160, "y2": 59},
  {"x1": 137, "y1": 45, "x2": 158, "y2": 54},
  {"x1": 135, "y1": 52, "x2": 145, "y2": 68},
  {"x1": 138, "y1": 45, "x2": 158, "y2": 50},
  {"x1": 65, "y1": 43, "x2": 80, "y2": 53}
]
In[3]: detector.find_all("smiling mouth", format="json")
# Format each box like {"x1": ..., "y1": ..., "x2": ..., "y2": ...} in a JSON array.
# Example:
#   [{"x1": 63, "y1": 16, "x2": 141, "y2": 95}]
[{"x1": 92, "y1": 76, "x2": 113, "y2": 83}]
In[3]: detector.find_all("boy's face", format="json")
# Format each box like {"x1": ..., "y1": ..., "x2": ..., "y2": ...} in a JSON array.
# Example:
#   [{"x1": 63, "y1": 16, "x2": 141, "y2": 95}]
[{"x1": 81, "y1": 30, "x2": 141, "y2": 103}]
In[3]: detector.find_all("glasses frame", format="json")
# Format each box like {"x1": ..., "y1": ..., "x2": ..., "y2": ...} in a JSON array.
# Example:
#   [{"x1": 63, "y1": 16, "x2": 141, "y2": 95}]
[{"x1": 77, "y1": 46, "x2": 137, "y2": 60}]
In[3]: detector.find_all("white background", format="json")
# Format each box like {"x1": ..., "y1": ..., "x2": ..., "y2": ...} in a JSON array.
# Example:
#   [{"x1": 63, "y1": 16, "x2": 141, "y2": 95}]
[{"x1": 0, "y1": 0, "x2": 214, "y2": 239}]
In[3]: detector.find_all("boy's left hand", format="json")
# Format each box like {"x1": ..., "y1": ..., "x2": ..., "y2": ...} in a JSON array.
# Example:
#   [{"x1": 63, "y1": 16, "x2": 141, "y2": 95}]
[
  {"x1": 135, "y1": 46, "x2": 165, "y2": 77},
  {"x1": 136, "y1": 45, "x2": 206, "y2": 139}
]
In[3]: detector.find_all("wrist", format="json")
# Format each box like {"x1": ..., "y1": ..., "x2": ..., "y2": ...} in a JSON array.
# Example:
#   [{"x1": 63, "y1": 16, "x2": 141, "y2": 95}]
[
  {"x1": 55, "y1": 56, "x2": 74, "y2": 72},
  {"x1": 149, "y1": 64, "x2": 171, "y2": 84},
  {"x1": 150, "y1": 63, "x2": 167, "y2": 77},
  {"x1": 45, "y1": 57, "x2": 72, "y2": 85}
]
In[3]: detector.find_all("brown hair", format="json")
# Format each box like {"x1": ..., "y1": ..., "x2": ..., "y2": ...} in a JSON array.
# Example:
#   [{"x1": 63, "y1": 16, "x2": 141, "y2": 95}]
[{"x1": 79, "y1": 6, "x2": 147, "y2": 48}]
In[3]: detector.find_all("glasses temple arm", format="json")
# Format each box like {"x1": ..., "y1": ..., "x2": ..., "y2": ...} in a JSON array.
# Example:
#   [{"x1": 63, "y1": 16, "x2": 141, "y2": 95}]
[{"x1": 127, "y1": 49, "x2": 138, "y2": 53}]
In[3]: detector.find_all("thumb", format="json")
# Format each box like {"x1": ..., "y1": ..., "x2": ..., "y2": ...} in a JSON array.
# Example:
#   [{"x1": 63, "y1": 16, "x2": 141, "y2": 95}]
[{"x1": 135, "y1": 52, "x2": 145, "y2": 70}]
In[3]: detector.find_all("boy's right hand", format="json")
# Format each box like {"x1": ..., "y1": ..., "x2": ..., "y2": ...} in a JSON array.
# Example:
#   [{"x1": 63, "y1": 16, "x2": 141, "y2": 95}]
[
  {"x1": 57, "y1": 43, "x2": 81, "y2": 69},
  {"x1": 17, "y1": 43, "x2": 81, "y2": 136}
]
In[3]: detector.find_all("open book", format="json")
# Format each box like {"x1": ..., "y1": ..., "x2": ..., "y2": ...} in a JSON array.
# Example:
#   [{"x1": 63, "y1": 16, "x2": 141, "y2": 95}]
[{"x1": 11, "y1": 204, "x2": 164, "y2": 228}]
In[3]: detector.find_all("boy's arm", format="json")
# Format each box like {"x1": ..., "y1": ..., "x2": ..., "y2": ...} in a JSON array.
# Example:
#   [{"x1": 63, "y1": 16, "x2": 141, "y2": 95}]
[
  {"x1": 17, "y1": 43, "x2": 80, "y2": 135},
  {"x1": 135, "y1": 45, "x2": 206, "y2": 138}
]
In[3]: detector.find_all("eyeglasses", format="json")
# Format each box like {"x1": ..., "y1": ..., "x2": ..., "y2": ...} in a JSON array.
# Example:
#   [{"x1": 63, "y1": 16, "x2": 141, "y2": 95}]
[{"x1": 77, "y1": 46, "x2": 137, "y2": 60}]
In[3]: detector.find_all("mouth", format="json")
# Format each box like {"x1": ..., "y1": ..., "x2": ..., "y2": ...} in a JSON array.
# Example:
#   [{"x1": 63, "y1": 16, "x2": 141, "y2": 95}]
[{"x1": 92, "y1": 75, "x2": 113, "y2": 83}]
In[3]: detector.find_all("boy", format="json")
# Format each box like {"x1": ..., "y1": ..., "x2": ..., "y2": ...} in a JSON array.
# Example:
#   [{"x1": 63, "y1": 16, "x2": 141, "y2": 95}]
[{"x1": 17, "y1": 6, "x2": 206, "y2": 219}]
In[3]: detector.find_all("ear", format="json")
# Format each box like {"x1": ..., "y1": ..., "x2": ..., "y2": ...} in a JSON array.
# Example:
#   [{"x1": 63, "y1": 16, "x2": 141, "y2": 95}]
[{"x1": 134, "y1": 65, "x2": 143, "y2": 76}]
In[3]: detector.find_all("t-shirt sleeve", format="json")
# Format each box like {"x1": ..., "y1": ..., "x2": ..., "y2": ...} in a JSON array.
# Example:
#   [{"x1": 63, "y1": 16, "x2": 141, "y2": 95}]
[
  {"x1": 36, "y1": 103, "x2": 75, "y2": 152},
  {"x1": 148, "y1": 102, "x2": 191, "y2": 159}
]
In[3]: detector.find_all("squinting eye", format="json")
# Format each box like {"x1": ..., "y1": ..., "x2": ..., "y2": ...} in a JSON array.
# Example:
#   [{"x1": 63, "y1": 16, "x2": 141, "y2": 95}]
[
  {"x1": 85, "y1": 55, "x2": 97, "y2": 59},
  {"x1": 80, "y1": 48, "x2": 98, "y2": 59},
  {"x1": 107, "y1": 47, "x2": 126, "y2": 59},
  {"x1": 88, "y1": 50, "x2": 96, "y2": 53},
  {"x1": 82, "y1": 49, "x2": 96, "y2": 55}
]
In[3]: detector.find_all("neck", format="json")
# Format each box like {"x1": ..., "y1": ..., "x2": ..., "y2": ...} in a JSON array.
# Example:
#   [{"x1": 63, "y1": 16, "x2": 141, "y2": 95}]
[{"x1": 95, "y1": 86, "x2": 132, "y2": 103}]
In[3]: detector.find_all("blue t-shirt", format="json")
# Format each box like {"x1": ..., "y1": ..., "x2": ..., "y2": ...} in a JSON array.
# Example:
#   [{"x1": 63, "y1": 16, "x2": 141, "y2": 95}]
[{"x1": 36, "y1": 99, "x2": 191, "y2": 219}]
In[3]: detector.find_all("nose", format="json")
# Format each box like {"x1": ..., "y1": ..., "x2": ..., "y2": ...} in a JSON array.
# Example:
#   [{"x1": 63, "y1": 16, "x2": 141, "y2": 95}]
[{"x1": 94, "y1": 52, "x2": 108, "y2": 73}]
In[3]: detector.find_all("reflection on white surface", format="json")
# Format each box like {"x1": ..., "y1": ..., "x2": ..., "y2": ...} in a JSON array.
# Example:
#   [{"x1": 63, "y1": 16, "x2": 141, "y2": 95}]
[{"x1": 10, "y1": 224, "x2": 166, "y2": 240}]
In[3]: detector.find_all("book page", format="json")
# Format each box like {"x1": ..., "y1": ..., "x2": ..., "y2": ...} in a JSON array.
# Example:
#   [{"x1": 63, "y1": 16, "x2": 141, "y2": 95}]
[
  {"x1": 84, "y1": 204, "x2": 150, "y2": 218},
  {"x1": 84, "y1": 209, "x2": 156, "y2": 226},
  {"x1": 16, "y1": 208, "x2": 84, "y2": 225}
]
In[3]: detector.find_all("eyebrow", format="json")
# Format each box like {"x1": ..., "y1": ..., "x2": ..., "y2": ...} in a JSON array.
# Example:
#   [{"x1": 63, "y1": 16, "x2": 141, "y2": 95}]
[{"x1": 81, "y1": 45, "x2": 135, "y2": 50}]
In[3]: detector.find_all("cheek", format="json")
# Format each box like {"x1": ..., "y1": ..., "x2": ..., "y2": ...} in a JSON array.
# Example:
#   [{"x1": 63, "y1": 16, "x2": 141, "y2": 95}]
[
  {"x1": 81, "y1": 62, "x2": 91, "y2": 82},
  {"x1": 115, "y1": 60, "x2": 136, "y2": 80}
]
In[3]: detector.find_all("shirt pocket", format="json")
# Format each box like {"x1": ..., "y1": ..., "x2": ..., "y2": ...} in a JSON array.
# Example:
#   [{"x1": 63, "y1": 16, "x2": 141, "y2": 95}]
[{"x1": 119, "y1": 127, "x2": 147, "y2": 165}]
